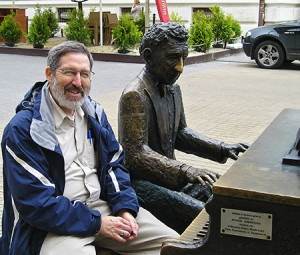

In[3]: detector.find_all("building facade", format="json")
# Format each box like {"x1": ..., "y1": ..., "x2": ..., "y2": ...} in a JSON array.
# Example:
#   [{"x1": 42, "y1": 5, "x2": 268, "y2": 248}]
[{"x1": 1, "y1": 0, "x2": 300, "y2": 36}]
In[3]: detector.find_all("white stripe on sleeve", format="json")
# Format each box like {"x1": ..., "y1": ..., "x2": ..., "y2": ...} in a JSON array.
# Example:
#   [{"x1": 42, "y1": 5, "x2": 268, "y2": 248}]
[
  {"x1": 108, "y1": 168, "x2": 120, "y2": 192},
  {"x1": 107, "y1": 144, "x2": 123, "y2": 192},
  {"x1": 6, "y1": 145, "x2": 55, "y2": 188}
]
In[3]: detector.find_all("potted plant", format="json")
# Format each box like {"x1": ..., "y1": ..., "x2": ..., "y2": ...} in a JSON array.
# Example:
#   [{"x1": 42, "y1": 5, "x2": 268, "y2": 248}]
[
  {"x1": 210, "y1": 5, "x2": 233, "y2": 48},
  {"x1": 66, "y1": 9, "x2": 91, "y2": 46},
  {"x1": 189, "y1": 10, "x2": 214, "y2": 53},
  {"x1": 43, "y1": 7, "x2": 59, "y2": 37},
  {"x1": 65, "y1": 8, "x2": 91, "y2": 46},
  {"x1": 113, "y1": 13, "x2": 142, "y2": 53},
  {"x1": 26, "y1": 4, "x2": 51, "y2": 49},
  {"x1": 134, "y1": 11, "x2": 145, "y2": 35},
  {"x1": 227, "y1": 14, "x2": 242, "y2": 44},
  {"x1": 0, "y1": 10, "x2": 23, "y2": 47}
]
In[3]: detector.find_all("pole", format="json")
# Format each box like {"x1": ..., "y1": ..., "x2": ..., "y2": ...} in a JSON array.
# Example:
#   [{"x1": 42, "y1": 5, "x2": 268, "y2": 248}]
[
  {"x1": 145, "y1": 0, "x2": 150, "y2": 32},
  {"x1": 99, "y1": 0, "x2": 103, "y2": 46},
  {"x1": 258, "y1": 0, "x2": 265, "y2": 26},
  {"x1": 12, "y1": 0, "x2": 15, "y2": 7}
]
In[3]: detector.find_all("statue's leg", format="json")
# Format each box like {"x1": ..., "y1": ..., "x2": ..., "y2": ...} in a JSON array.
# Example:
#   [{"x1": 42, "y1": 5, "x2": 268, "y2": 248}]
[{"x1": 132, "y1": 179, "x2": 205, "y2": 234}]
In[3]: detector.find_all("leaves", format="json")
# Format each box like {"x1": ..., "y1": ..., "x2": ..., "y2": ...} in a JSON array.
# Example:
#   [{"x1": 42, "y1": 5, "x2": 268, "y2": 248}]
[
  {"x1": 26, "y1": 4, "x2": 52, "y2": 47},
  {"x1": 65, "y1": 9, "x2": 91, "y2": 46},
  {"x1": 0, "y1": 10, "x2": 23, "y2": 46},
  {"x1": 188, "y1": 11, "x2": 213, "y2": 52},
  {"x1": 112, "y1": 13, "x2": 142, "y2": 52}
]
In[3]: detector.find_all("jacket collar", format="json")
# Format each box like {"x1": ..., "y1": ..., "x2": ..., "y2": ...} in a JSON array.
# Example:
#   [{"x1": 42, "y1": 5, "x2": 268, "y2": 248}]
[{"x1": 29, "y1": 82, "x2": 103, "y2": 151}]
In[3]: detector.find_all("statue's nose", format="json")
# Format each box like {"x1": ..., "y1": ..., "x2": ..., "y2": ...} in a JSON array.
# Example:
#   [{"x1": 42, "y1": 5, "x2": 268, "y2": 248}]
[{"x1": 174, "y1": 57, "x2": 183, "y2": 73}]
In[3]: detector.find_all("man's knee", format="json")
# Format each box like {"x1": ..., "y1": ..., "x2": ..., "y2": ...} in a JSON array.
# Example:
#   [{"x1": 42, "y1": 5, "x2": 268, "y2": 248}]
[{"x1": 40, "y1": 233, "x2": 96, "y2": 255}]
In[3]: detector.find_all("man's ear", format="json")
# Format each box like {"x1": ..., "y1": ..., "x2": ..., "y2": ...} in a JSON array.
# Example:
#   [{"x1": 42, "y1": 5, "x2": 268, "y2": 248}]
[
  {"x1": 141, "y1": 48, "x2": 154, "y2": 67},
  {"x1": 45, "y1": 66, "x2": 53, "y2": 84}
]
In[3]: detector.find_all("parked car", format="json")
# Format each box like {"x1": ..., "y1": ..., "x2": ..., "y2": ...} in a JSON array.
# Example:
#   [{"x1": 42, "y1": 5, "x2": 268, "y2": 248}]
[{"x1": 243, "y1": 20, "x2": 300, "y2": 69}]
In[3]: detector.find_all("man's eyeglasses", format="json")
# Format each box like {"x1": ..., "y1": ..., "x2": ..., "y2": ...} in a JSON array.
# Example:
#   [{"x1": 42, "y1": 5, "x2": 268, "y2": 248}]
[{"x1": 57, "y1": 68, "x2": 95, "y2": 81}]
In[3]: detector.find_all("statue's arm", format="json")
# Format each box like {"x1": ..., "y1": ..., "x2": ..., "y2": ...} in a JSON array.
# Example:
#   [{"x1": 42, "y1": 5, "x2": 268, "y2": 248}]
[
  {"x1": 176, "y1": 103, "x2": 248, "y2": 163},
  {"x1": 175, "y1": 98, "x2": 227, "y2": 163},
  {"x1": 119, "y1": 89, "x2": 186, "y2": 190}
]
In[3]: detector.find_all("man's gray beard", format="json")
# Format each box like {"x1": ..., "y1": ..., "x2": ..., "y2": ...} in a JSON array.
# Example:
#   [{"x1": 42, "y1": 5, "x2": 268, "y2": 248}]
[{"x1": 51, "y1": 76, "x2": 90, "y2": 111}]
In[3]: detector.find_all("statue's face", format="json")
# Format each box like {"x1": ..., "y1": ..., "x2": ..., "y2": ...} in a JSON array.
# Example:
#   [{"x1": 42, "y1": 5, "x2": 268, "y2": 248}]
[{"x1": 150, "y1": 39, "x2": 188, "y2": 85}]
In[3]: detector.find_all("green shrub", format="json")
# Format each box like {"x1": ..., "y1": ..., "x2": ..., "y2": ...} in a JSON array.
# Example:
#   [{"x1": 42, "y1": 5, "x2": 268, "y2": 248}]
[
  {"x1": 170, "y1": 11, "x2": 183, "y2": 24},
  {"x1": 188, "y1": 10, "x2": 214, "y2": 52},
  {"x1": 227, "y1": 14, "x2": 242, "y2": 43},
  {"x1": 65, "y1": 8, "x2": 91, "y2": 46},
  {"x1": 210, "y1": 5, "x2": 233, "y2": 48},
  {"x1": 113, "y1": 13, "x2": 142, "y2": 53},
  {"x1": 134, "y1": 11, "x2": 145, "y2": 34},
  {"x1": 43, "y1": 7, "x2": 59, "y2": 36},
  {"x1": 26, "y1": 4, "x2": 52, "y2": 48},
  {"x1": 0, "y1": 10, "x2": 23, "y2": 46}
]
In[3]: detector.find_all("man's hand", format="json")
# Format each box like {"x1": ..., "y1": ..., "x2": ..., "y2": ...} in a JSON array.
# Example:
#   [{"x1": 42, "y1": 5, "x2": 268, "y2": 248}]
[
  {"x1": 98, "y1": 210, "x2": 138, "y2": 243},
  {"x1": 222, "y1": 142, "x2": 249, "y2": 160},
  {"x1": 184, "y1": 166, "x2": 220, "y2": 187},
  {"x1": 117, "y1": 209, "x2": 139, "y2": 241}
]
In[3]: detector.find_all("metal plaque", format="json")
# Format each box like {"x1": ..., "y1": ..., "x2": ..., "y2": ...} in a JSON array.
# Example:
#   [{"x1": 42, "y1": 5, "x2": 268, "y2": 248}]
[{"x1": 220, "y1": 208, "x2": 272, "y2": 240}]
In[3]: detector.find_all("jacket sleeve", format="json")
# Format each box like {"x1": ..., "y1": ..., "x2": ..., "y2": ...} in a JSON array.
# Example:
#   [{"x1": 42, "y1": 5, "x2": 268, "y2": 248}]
[
  {"x1": 2, "y1": 114, "x2": 101, "y2": 236},
  {"x1": 93, "y1": 112, "x2": 140, "y2": 217}
]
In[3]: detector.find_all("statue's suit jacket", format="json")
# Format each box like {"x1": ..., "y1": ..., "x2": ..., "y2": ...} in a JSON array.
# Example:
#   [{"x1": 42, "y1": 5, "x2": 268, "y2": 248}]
[{"x1": 118, "y1": 68, "x2": 227, "y2": 190}]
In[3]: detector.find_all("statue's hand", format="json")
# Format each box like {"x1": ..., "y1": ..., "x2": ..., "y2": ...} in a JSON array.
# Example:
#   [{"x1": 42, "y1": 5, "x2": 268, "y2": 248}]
[
  {"x1": 221, "y1": 142, "x2": 249, "y2": 160},
  {"x1": 184, "y1": 167, "x2": 220, "y2": 187}
]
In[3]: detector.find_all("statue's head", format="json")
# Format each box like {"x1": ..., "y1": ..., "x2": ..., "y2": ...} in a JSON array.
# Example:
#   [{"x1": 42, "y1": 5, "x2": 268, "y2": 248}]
[{"x1": 139, "y1": 22, "x2": 189, "y2": 85}]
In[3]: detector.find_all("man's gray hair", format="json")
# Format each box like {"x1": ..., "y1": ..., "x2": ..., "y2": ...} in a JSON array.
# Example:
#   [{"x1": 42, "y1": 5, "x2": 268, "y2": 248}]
[
  {"x1": 47, "y1": 41, "x2": 93, "y2": 71},
  {"x1": 139, "y1": 22, "x2": 189, "y2": 55}
]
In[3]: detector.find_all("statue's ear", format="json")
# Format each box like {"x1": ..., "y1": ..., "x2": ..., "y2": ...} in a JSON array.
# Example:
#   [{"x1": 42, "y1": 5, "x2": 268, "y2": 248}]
[{"x1": 141, "y1": 48, "x2": 153, "y2": 66}]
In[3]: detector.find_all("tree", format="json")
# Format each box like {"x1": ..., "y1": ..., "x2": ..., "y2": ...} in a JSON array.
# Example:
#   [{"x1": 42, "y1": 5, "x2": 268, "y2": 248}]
[
  {"x1": 227, "y1": 14, "x2": 242, "y2": 43},
  {"x1": 170, "y1": 11, "x2": 183, "y2": 24},
  {"x1": 0, "y1": 10, "x2": 23, "y2": 46},
  {"x1": 65, "y1": 8, "x2": 91, "y2": 46},
  {"x1": 113, "y1": 13, "x2": 142, "y2": 53},
  {"x1": 43, "y1": 7, "x2": 59, "y2": 37},
  {"x1": 210, "y1": 5, "x2": 233, "y2": 48},
  {"x1": 189, "y1": 10, "x2": 214, "y2": 52},
  {"x1": 134, "y1": 11, "x2": 145, "y2": 34},
  {"x1": 26, "y1": 4, "x2": 52, "y2": 48}
]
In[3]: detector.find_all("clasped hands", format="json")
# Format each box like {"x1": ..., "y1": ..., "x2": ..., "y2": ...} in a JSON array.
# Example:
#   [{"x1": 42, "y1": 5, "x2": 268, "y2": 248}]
[
  {"x1": 185, "y1": 142, "x2": 249, "y2": 187},
  {"x1": 98, "y1": 209, "x2": 139, "y2": 243}
]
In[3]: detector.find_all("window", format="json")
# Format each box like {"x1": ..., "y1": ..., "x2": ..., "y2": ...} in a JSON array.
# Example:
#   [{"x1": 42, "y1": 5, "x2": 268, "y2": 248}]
[
  {"x1": 121, "y1": 8, "x2": 131, "y2": 15},
  {"x1": 57, "y1": 8, "x2": 75, "y2": 22},
  {"x1": 193, "y1": 8, "x2": 212, "y2": 18}
]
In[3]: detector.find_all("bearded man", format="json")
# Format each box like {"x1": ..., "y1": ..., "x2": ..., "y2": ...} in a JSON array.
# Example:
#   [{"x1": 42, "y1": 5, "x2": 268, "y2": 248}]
[{"x1": 0, "y1": 41, "x2": 178, "y2": 255}]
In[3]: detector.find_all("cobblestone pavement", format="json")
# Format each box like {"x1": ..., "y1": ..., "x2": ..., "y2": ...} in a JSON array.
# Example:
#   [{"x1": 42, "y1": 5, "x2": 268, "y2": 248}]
[{"x1": 0, "y1": 52, "x2": 300, "y2": 236}]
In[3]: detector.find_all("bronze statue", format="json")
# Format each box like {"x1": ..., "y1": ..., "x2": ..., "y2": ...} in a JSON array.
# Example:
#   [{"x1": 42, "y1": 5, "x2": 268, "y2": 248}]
[{"x1": 118, "y1": 22, "x2": 248, "y2": 233}]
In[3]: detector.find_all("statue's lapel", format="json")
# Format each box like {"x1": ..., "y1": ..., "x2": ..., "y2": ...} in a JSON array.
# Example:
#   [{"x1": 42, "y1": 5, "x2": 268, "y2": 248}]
[
  {"x1": 140, "y1": 71, "x2": 181, "y2": 157},
  {"x1": 140, "y1": 72, "x2": 170, "y2": 156},
  {"x1": 172, "y1": 84, "x2": 181, "y2": 138}
]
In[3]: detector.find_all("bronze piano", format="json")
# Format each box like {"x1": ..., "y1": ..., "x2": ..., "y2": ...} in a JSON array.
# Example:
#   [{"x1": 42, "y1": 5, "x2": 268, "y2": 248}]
[{"x1": 161, "y1": 109, "x2": 300, "y2": 255}]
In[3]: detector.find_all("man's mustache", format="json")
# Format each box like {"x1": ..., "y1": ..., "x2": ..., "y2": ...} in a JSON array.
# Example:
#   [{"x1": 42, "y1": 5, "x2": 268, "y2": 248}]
[{"x1": 64, "y1": 84, "x2": 85, "y2": 96}]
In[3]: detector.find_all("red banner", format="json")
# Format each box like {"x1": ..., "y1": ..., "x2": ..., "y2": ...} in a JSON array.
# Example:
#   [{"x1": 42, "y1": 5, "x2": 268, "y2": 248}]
[{"x1": 155, "y1": 0, "x2": 170, "y2": 22}]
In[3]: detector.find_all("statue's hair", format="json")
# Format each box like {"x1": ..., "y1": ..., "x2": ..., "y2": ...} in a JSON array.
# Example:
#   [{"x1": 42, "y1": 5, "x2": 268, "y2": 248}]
[
  {"x1": 47, "y1": 41, "x2": 93, "y2": 71},
  {"x1": 139, "y1": 22, "x2": 189, "y2": 55}
]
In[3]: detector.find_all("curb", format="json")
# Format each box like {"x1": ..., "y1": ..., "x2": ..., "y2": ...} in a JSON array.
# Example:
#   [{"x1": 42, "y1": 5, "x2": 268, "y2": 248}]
[{"x1": 0, "y1": 45, "x2": 243, "y2": 65}]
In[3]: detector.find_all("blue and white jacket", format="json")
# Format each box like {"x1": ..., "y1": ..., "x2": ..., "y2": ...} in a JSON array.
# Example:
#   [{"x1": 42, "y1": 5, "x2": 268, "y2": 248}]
[{"x1": 0, "y1": 81, "x2": 140, "y2": 255}]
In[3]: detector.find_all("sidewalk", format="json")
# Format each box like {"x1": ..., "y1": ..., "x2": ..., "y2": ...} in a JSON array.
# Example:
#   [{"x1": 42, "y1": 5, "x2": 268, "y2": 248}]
[{"x1": 1, "y1": 39, "x2": 299, "y2": 238}]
